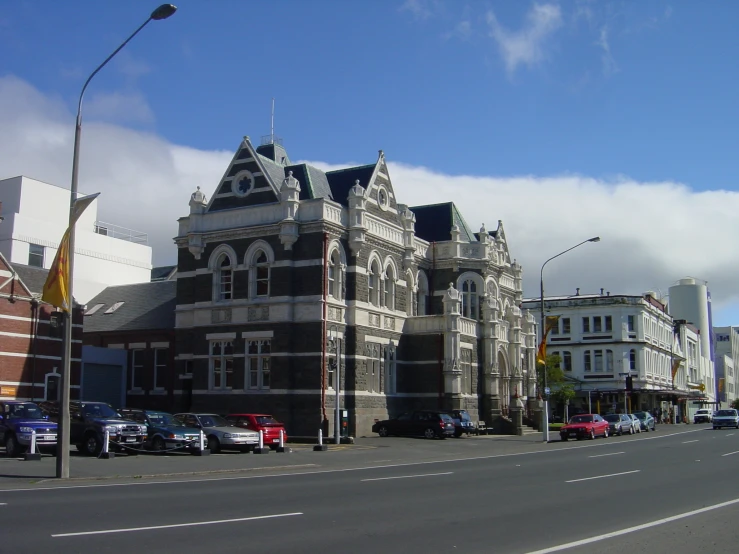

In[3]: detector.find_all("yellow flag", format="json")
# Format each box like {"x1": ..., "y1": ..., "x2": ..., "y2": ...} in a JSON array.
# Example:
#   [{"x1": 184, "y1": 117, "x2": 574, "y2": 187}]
[
  {"x1": 670, "y1": 358, "x2": 681, "y2": 382},
  {"x1": 536, "y1": 316, "x2": 560, "y2": 365},
  {"x1": 41, "y1": 192, "x2": 99, "y2": 312},
  {"x1": 719, "y1": 378, "x2": 725, "y2": 393}
]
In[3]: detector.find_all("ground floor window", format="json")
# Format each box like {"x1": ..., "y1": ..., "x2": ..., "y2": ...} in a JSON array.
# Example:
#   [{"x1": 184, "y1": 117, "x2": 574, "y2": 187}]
[
  {"x1": 247, "y1": 340, "x2": 271, "y2": 390},
  {"x1": 461, "y1": 348, "x2": 472, "y2": 394},
  {"x1": 210, "y1": 341, "x2": 234, "y2": 390}
]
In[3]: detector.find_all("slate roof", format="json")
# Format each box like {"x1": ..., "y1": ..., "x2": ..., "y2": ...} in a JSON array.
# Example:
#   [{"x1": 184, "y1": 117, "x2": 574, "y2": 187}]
[
  {"x1": 325, "y1": 164, "x2": 376, "y2": 206},
  {"x1": 409, "y1": 203, "x2": 476, "y2": 243},
  {"x1": 83, "y1": 281, "x2": 176, "y2": 333},
  {"x1": 151, "y1": 265, "x2": 177, "y2": 282},
  {"x1": 10, "y1": 263, "x2": 49, "y2": 295}
]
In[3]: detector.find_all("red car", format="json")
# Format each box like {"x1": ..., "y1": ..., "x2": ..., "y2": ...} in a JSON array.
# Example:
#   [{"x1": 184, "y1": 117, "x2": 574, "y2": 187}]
[
  {"x1": 225, "y1": 414, "x2": 288, "y2": 448},
  {"x1": 559, "y1": 414, "x2": 609, "y2": 441}
]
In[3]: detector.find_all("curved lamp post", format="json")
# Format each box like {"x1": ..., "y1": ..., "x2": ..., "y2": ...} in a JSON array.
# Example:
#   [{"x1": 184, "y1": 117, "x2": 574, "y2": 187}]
[
  {"x1": 57, "y1": 4, "x2": 177, "y2": 479},
  {"x1": 540, "y1": 236, "x2": 600, "y2": 443}
]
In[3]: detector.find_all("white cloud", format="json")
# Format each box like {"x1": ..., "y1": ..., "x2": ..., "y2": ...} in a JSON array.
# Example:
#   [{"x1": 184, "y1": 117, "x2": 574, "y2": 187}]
[
  {"x1": 399, "y1": 0, "x2": 435, "y2": 20},
  {"x1": 596, "y1": 26, "x2": 618, "y2": 76},
  {"x1": 486, "y1": 3, "x2": 563, "y2": 74},
  {"x1": 84, "y1": 90, "x2": 155, "y2": 124},
  {"x1": 443, "y1": 19, "x2": 473, "y2": 41},
  {"x1": 1, "y1": 75, "x2": 739, "y2": 324}
]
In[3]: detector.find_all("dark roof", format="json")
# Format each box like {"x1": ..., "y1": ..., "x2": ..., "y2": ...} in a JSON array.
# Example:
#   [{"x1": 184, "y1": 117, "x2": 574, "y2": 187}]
[
  {"x1": 325, "y1": 164, "x2": 375, "y2": 206},
  {"x1": 283, "y1": 163, "x2": 334, "y2": 201},
  {"x1": 256, "y1": 142, "x2": 290, "y2": 166},
  {"x1": 10, "y1": 263, "x2": 48, "y2": 295},
  {"x1": 257, "y1": 154, "x2": 289, "y2": 192},
  {"x1": 83, "y1": 281, "x2": 176, "y2": 333},
  {"x1": 151, "y1": 265, "x2": 177, "y2": 282},
  {"x1": 409, "y1": 203, "x2": 476, "y2": 243}
]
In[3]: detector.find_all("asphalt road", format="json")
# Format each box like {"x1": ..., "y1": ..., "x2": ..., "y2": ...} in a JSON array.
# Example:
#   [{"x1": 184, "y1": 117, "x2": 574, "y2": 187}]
[{"x1": 2, "y1": 426, "x2": 738, "y2": 553}]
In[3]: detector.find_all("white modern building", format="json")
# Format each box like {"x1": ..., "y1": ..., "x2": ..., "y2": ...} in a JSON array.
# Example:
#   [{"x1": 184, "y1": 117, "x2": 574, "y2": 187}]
[
  {"x1": 522, "y1": 290, "x2": 700, "y2": 421},
  {"x1": 714, "y1": 326, "x2": 739, "y2": 408},
  {"x1": 0, "y1": 176, "x2": 152, "y2": 304}
]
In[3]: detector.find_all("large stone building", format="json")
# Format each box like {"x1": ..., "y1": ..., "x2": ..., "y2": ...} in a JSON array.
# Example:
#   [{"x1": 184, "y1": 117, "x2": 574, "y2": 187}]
[{"x1": 173, "y1": 137, "x2": 537, "y2": 437}]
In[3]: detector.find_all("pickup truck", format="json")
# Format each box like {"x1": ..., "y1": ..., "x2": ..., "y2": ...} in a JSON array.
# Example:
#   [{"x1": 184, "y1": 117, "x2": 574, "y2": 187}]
[
  {"x1": 0, "y1": 401, "x2": 58, "y2": 457},
  {"x1": 40, "y1": 401, "x2": 147, "y2": 456}
]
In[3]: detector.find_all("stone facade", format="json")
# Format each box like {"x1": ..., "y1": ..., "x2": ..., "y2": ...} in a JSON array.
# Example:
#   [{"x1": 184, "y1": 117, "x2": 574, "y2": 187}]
[{"x1": 173, "y1": 137, "x2": 537, "y2": 437}]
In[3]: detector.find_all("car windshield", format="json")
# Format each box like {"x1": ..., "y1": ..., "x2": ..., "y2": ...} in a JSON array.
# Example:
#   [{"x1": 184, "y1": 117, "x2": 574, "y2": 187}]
[
  {"x1": 440, "y1": 414, "x2": 454, "y2": 423},
  {"x1": 456, "y1": 411, "x2": 471, "y2": 421},
  {"x1": 254, "y1": 416, "x2": 280, "y2": 425},
  {"x1": 7, "y1": 403, "x2": 44, "y2": 419},
  {"x1": 148, "y1": 413, "x2": 185, "y2": 427},
  {"x1": 603, "y1": 415, "x2": 621, "y2": 423},
  {"x1": 82, "y1": 403, "x2": 119, "y2": 418},
  {"x1": 198, "y1": 415, "x2": 230, "y2": 427},
  {"x1": 716, "y1": 410, "x2": 737, "y2": 417},
  {"x1": 570, "y1": 415, "x2": 593, "y2": 423},
  {"x1": 633, "y1": 412, "x2": 647, "y2": 419}
]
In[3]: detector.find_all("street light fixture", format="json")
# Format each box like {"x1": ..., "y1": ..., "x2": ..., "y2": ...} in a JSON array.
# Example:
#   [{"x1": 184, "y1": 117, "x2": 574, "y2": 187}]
[
  {"x1": 539, "y1": 236, "x2": 600, "y2": 443},
  {"x1": 56, "y1": 4, "x2": 177, "y2": 480}
]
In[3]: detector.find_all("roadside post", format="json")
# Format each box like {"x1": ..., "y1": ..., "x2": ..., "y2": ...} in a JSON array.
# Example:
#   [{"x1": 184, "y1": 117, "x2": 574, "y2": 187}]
[
  {"x1": 313, "y1": 428, "x2": 328, "y2": 451},
  {"x1": 192, "y1": 430, "x2": 210, "y2": 456},
  {"x1": 24, "y1": 429, "x2": 41, "y2": 461},
  {"x1": 100, "y1": 429, "x2": 114, "y2": 459},
  {"x1": 276, "y1": 430, "x2": 292, "y2": 453},
  {"x1": 253, "y1": 429, "x2": 269, "y2": 454}
]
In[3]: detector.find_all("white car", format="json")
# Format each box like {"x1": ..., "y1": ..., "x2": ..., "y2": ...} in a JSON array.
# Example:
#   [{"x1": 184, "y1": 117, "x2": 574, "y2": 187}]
[
  {"x1": 627, "y1": 414, "x2": 641, "y2": 433},
  {"x1": 694, "y1": 409, "x2": 713, "y2": 424},
  {"x1": 174, "y1": 413, "x2": 259, "y2": 453},
  {"x1": 712, "y1": 409, "x2": 739, "y2": 430}
]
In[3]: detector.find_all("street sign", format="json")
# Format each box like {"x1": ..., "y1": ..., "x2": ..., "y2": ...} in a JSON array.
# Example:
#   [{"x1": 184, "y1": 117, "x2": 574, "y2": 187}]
[{"x1": 544, "y1": 387, "x2": 551, "y2": 395}]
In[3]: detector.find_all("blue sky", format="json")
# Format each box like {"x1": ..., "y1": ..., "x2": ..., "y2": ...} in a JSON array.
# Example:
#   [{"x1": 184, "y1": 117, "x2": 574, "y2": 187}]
[{"x1": 1, "y1": 1, "x2": 739, "y2": 324}]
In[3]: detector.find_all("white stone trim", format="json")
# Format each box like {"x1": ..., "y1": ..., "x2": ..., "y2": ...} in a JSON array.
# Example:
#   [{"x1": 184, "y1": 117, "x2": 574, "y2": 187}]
[
  {"x1": 129, "y1": 342, "x2": 146, "y2": 349},
  {"x1": 241, "y1": 330, "x2": 274, "y2": 339},
  {"x1": 175, "y1": 353, "x2": 194, "y2": 360},
  {"x1": 205, "y1": 332, "x2": 237, "y2": 340},
  {"x1": 108, "y1": 344, "x2": 125, "y2": 349},
  {"x1": 0, "y1": 352, "x2": 76, "y2": 360},
  {"x1": 151, "y1": 342, "x2": 170, "y2": 348}
]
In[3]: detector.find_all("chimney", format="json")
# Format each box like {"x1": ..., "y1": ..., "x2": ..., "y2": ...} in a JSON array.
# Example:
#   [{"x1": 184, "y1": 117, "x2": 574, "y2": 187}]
[
  {"x1": 600, "y1": 288, "x2": 604, "y2": 295},
  {"x1": 606, "y1": 291, "x2": 610, "y2": 296},
  {"x1": 576, "y1": 288, "x2": 580, "y2": 296}
]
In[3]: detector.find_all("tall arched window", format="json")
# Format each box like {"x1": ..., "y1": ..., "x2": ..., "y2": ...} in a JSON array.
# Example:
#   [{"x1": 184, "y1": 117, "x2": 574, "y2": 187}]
[
  {"x1": 417, "y1": 271, "x2": 429, "y2": 316},
  {"x1": 328, "y1": 249, "x2": 341, "y2": 299},
  {"x1": 406, "y1": 271, "x2": 416, "y2": 316},
  {"x1": 368, "y1": 260, "x2": 380, "y2": 306},
  {"x1": 461, "y1": 279, "x2": 478, "y2": 319},
  {"x1": 384, "y1": 265, "x2": 395, "y2": 310},
  {"x1": 216, "y1": 254, "x2": 233, "y2": 301},
  {"x1": 251, "y1": 250, "x2": 270, "y2": 298}
]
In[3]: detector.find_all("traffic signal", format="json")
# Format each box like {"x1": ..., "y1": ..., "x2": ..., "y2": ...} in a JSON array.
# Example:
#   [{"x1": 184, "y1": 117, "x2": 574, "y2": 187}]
[{"x1": 626, "y1": 376, "x2": 633, "y2": 392}]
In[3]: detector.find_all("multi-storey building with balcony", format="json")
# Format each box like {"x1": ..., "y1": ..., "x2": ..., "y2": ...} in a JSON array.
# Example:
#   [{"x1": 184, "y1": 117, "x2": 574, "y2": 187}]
[
  {"x1": 522, "y1": 290, "x2": 708, "y2": 421},
  {"x1": 714, "y1": 326, "x2": 739, "y2": 409},
  {"x1": 173, "y1": 136, "x2": 537, "y2": 437}
]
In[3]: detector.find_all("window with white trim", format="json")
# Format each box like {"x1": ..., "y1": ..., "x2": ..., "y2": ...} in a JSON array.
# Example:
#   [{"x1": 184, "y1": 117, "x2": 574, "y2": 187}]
[
  {"x1": 368, "y1": 261, "x2": 380, "y2": 306},
  {"x1": 561, "y1": 318, "x2": 571, "y2": 334},
  {"x1": 461, "y1": 279, "x2": 478, "y2": 319},
  {"x1": 366, "y1": 343, "x2": 381, "y2": 392},
  {"x1": 215, "y1": 254, "x2": 233, "y2": 301},
  {"x1": 328, "y1": 249, "x2": 341, "y2": 299},
  {"x1": 154, "y1": 348, "x2": 167, "y2": 390},
  {"x1": 247, "y1": 340, "x2": 271, "y2": 390},
  {"x1": 385, "y1": 345, "x2": 396, "y2": 394},
  {"x1": 252, "y1": 250, "x2": 270, "y2": 298},
  {"x1": 627, "y1": 315, "x2": 635, "y2": 333},
  {"x1": 584, "y1": 350, "x2": 592, "y2": 372},
  {"x1": 210, "y1": 340, "x2": 234, "y2": 390},
  {"x1": 384, "y1": 265, "x2": 395, "y2": 310},
  {"x1": 28, "y1": 243, "x2": 44, "y2": 268},
  {"x1": 417, "y1": 271, "x2": 429, "y2": 316},
  {"x1": 563, "y1": 351, "x2": 572, "y2": 371},
  {"x1": 131, "y1": 349, "x2": 144, "y2": 390},
  {"x1": 461, "y1": 348, "x2": 472, "y2": 394}
]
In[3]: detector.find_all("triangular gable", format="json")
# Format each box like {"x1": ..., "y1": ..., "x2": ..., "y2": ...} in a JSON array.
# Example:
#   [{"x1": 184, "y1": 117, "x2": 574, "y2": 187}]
[
  {"x1": 0, "y1": 253, "x2": 34, "y2": 298},
  {"x1": 495, "y1": 220, "x2": 512, "y2": 264},
  {"x1": 364, "y1": 151, "x2": 400, "y2": 212},
  {"x1": 206, "y1": 137, "x2": 281, "y2": 213}
]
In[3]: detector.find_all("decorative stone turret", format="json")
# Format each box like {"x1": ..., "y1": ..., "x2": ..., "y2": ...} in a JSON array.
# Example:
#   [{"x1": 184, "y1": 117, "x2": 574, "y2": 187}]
[
  {"x1": 450, "y1": 224, "x2": 461, "y2": 243},
  {"x1": 442, "y1": 283, "x2": 462, "y2": 399},
  {"x1": 348, "y1": 180, "x2": 367, "y2": 255},
  {"x1": 512, "y1": 258, "x2": 523, "y2": 301},
  {"x1": 187, "y1": 186, "x2": 208, "y2": 259},
  {"x1": 189, "y1": 186, "x2": 207, "y2": 214},
  {"x1": 398, "y1": 204, "x2": 417, "y2": 270},
  {"x1": 279, "y1": 171, "x2": 301, "y2": 250}
]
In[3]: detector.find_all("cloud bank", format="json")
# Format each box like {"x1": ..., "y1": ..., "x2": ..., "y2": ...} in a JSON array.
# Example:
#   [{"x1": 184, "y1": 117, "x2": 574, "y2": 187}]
[{"x1": 1, "y1": 75, "x2": 738, "y2": 323}]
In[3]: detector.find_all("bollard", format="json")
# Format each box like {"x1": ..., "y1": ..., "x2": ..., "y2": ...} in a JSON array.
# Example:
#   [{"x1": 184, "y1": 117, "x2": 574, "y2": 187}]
[
  {"x1": 276, "y1": 429, "x2": 291, "y2": 453},
  {"x1": 253, "y1": 429, "x2": 269, "y2": 454},
  {"x1": 313, "y1": 428, "x2": 328, "y2": 451},
  {"x1": 192, "y1": 430, "x2": 210, "y2": 456},
  {"x1": 24, "y1": 429, "x2": 41, "y2": 461},
  {"x1": 100, "y1": 429, "x2": 114, "y2": 459}
]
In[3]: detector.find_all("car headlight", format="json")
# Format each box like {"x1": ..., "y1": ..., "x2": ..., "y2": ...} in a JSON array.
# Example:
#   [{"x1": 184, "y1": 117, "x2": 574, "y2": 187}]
[
  {"x1": 172, "y1": 433, "x2": 184, "y2": 439},
  {"x1": 139, "y1": 426, "x2": 147, "y2": 434},
  {"x1": 19, "y1": 426, "x2": 34, "y2": 433},
  {"x1": 104, "y1": 425, "x2": 119, "y2": 433},
  {"x1": 223, "y1": 433, "x2": 232, "y2": 438}
]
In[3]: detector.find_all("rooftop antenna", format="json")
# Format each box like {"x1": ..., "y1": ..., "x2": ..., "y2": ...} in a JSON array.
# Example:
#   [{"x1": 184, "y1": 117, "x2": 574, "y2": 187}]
[{"x1": 270, "y1": 97, "x2": 275, "y2": 144}]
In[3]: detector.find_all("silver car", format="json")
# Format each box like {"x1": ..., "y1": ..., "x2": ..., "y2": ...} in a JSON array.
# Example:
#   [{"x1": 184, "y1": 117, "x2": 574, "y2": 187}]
[
  {"x1": 174, "y1": 413, "x2": 259, "y2": 453},
  {"x1": 603, "y1": 414, "x2": 635, "y2": 435},
  {"x1": 627, "y1": 414, "x2": 642, "y2": 433}
]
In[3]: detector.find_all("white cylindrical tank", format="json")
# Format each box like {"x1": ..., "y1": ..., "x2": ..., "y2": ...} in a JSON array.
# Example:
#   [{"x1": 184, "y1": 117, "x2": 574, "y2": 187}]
[{"x1": 668, "y1": 278, "x2": 711, "y2": 356}]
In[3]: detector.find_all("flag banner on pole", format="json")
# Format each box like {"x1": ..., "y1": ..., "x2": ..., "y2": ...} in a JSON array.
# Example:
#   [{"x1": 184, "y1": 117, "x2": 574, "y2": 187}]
[
  {"x1": 671, "y1": 358, "x2": 681, "y2": 382},
  {"x1": 719, "y1": 378, "x2": 725, "y2": 393},
  {"x1": 536, "y1": 315, "x2": 561, "y2": 366},
  {"x1": 41, "y1": 192, "x2": 99, "y2": 312}
]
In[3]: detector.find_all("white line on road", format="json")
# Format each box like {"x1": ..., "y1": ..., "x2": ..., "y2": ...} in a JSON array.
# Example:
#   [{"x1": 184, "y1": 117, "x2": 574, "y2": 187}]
[
  {"x1": 722, "y1": 451, "x2": 739, "y2": 457},
  {"x1": 361, "y1": 472, "x2": 452, "y2": 482},
  {"x1": 52, "y1": 512, "x2": 303, "y2": 537},
  {"x1": 727, "y1": 433, "x2": 735, "y2": 437},
  {"x1": 682, "y1": 440, "x2": 699, "y2": 444},
  {"x1": 524, "y1": 496, "x2": 739, "y2": 553},
  {"x1": 588, "y1": 452, "x2": 624, "y2": 458},
  {"x1": 566, "y1": 470, "x2": 640, "y2": 483}
]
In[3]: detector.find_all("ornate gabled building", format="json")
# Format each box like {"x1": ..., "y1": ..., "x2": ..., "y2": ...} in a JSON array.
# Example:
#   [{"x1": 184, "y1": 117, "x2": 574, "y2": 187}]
[{"x1": 174, "y1": 137, "x2": 537, "y2": 437}]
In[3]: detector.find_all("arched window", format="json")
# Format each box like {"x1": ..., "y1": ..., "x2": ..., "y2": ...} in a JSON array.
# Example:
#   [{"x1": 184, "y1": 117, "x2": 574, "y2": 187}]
[
  {"x1": 216, "y1": 253, "x2": 233, "y2": 301},
  {"x1": 461, "y1": 279, "x2": 478, "y2": 319},
  {"x1": 406, "y1": 271, "x2": 416, "y2": 316},
  {"x1": 368, "y1": 260, "x2": 380, "y2": 306},
  {"x1": 384, "y1": 265, "x2": 395, "y2": 310},
  {"x1": 251, "y1": 250, "x2": 270, "y2": 298},
  {"x1": 328, "y1": 249, "x2": 341, "y2": 299},
  {"x1": 417, "y1": 271, "x2": 429, "y2": 316}
]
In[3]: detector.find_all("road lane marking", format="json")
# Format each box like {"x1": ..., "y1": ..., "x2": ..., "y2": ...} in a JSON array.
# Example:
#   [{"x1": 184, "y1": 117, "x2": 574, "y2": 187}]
[
  {"x1": 566, "y1": 470, "x2": 640, "y2": 483},
  {"x1": 524, "y1": 496, "x2": 739, "y2": 553},
  {"x1": 682, "y1": 440, "x2": 699, "y2": 444},
  {"x1": 0, "y1": 427, "x2": 705, "y2": 494},
  {"x1": 361, "y1": 472, "x2": 452, "y2": 482},
  {"x1": 722, "y1": 451, "x2": 739, "y2": 457},
  {"x1": 588, "y1": 452, "x2": 624, "y2": 458},
  {"x1": 727, "y1": 433, "x2": 735, "y2": 436},
  {"x1": 52, "y1": 512, "x2": 303, "y2": 537}
]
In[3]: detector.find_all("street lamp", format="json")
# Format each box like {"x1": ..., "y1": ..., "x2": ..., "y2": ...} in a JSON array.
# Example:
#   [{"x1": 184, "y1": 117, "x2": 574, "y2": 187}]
[
  {"x1": 56, "y1": 4, "x2": 177, "y2": 480},
  {"x1": 327, "y1": 325, "x2": 342, "y2": 445},
  {"x1": 539, "y1": 236, "x2": 600, "y2": 443}
]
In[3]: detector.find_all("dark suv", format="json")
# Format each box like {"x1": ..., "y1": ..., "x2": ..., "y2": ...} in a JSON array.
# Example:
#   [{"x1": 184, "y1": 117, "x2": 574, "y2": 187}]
[
  {"x1": 0, "y1": 401, "x2": 58, "y2": 457},
  {"x1": 40, "y1": 401, "x2": 147, "y2": 456},
  {"x1": 119, "y1": 408, "x2": 202, "y2": 452},
  {"x1": 372, "y1": 410, "x2": 456, "y2": 439},
  {"x1": 450, "y1": 409, "x2": 475, "y2": 438}
]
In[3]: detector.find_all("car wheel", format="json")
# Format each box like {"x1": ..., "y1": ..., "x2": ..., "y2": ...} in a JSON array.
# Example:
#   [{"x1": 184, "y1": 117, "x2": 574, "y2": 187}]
[
  {"x1": 603, "y1": 428, "x2": 609, "y2": 438},
  {"x1": 5, "y1": 434, "x2": 21, "y2": 458},
  {"x1": 589, "y1": 429, "x2": 595, "y2": 440},
  {"x1": 207, "y1": 435, "x2": 221, "y2": 453},
  {"x1": 713, "y1": 426, "x2": 717, "y2": 430},
  {"x1": 377, "y1": 426, "x2": 389, "y2": 438},
  {"x1": 84, "y1": 434, "x2": 102, "y2": 456},
  {"x1": 423, "y1": 428, "x2": 437, "y2": 440},
  {"x1": 151, "y1": 436, "x2": 166, "y2": 453}
]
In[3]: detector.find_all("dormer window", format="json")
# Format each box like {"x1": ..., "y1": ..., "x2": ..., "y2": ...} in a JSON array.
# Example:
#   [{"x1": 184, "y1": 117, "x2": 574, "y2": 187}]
[{"x1": 104, "y1": 302, "x2": 125, "y2": 314}]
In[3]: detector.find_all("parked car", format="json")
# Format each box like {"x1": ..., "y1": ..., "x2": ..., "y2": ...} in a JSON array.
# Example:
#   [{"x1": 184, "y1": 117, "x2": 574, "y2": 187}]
[
  {"x1": 627, "y1": 414, "x2": 642, "y2": 433},
  {"x1": 633, "y1": 411, "x2": 656, "y2": 432},
  {"x1": 559, "y1": 414, "x2": 609, "y2": 441},
  {"x1": 119, "y1": 409, "x2": 203, "y2": 452},
  {"x1": 0, "y1": 401, "x2": 58, "y2": 457},
  {"x1": 39, "y1": 401, "x2": 147, "y2": 456},
  {"x1": 449, "y1": 409, "x2": 475, "y2": 438},
  {"x1": 174, "y1": 413, "x2": 259, "y2": 453},
  {"x1": 694, "y1": 409, "x2": 713, "y2": 424},
  {"x1": 372, "y1": 410, "x2": 455, "y2": 439},
  {"x1": 712, "y1": 409, "x2": 739, "y2": 429},
  {"x1": 603, "y1": 413, "x2": 634, "y2": 435},
  {"x1": 225, "y1": 414, "x2": 288, "y2": 449}
]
